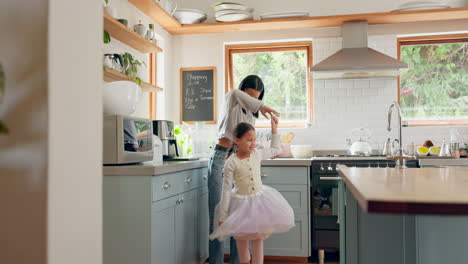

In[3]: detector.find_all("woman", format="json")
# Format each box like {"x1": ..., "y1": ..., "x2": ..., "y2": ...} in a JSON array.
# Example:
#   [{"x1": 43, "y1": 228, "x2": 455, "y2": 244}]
[{"x1": 208, "y1": 75, "x2": 280, "y2": 264}]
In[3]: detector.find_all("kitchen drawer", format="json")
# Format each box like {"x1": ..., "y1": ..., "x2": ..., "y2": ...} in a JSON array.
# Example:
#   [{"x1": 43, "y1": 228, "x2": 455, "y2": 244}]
[
  {"x1": 152, "y1": 168, "x2": 208, "y2": 202},
  {"x1": 152, "y1": 172, "x2": 183, "y2": 202},
  {"x1": 268, "y1": 184, "x2": 308, "y2": 214},
  {"x1": 261, "y1": 166, "x2": 309, "y2": 185}
]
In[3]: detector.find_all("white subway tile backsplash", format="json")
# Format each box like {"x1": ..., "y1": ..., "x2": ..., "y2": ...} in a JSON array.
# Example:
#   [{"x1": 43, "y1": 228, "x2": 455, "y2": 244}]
[{"x1": 293, "y1": 36, "x2": 468, "y2": 149}]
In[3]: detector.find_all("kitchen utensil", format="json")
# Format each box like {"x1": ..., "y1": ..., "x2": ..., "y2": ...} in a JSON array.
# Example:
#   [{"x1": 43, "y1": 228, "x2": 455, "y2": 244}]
[
  {"x1": 153, "y1": 120, "x2": 180, "y2": 159},
  {"x1": 173, "y1": 9, "x2": 207, "y2": 24},
  {"x1": 391, "y1": 1, "x2": 450, "y2": 11},
  {"x1": 215, "y1": 8, "x2": 253, "y2": 18},
  {"x1": 382, "y1": 138, "x2": 392, "y2": 156},
  {"x1": 134, "y1": 20, "x2": 147, "y2": 37},
  {"x1": 163, "y1": 0, "x2": 177, "y2": 15},
  {"x1": 259, "y1": 11, "x2": 309, "y2": 19},
  {"x1": 450, "y1": 142, "x2": 460, "y2": 159},
  {"x1": 392, "y1": 139, "x2": 400, "y2": 156},
  {"x1": 152, "y1": 134, "x2": 163, "y2": 163},
  {"x1": 215, "y1": 12, "x2": 252, "y2": 22},
  {"x1": 117, "y1": 18, "x2": 128, "y2": 27},
  {"x1": 290, "y1": 145, "x2": 314, "y2": 158},
  {"x1": 349, "y1": 128, "x2": 373, "y2": 155},
  {"x1": 439, "y1": 140, "x2": 451, "y2": 157},
  {"x1": 103, "y1": 81, "x2": 142, "y2": 116},
  {"x1": 213, "y1": 3, "x2": 250, "y2": 12}
]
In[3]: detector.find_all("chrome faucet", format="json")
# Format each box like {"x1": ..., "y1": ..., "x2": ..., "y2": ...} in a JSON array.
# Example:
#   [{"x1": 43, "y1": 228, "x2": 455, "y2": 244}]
[{"x1": 387, "y1": 101, "x2": 406, "y2": 168}]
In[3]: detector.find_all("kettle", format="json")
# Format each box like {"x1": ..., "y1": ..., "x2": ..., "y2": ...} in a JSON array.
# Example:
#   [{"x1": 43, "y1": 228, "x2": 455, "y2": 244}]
[
  {"x1": 349, "y1": 127, "x2": 373, "y2": 155},
  {"x1": 350, "y1": 138, "x2": 372, "y2": 156}
]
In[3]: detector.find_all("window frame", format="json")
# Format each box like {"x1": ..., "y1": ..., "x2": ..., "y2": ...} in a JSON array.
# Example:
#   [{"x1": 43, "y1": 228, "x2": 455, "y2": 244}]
[
  {"x1": 397, "y1": 34, "x2": 468, "y2": 126},
  {"x1": 225, "y1": 41, "x2": 313, "y2": 128}
]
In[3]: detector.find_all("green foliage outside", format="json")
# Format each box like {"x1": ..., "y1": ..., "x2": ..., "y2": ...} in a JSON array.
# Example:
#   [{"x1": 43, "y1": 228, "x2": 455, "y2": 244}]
[
  {"x1": 232, "y1": 50, "x2": 308, "y2": 122},
  {"x1": 400, "y1": 42, "x2": 468, "y2": 120}
]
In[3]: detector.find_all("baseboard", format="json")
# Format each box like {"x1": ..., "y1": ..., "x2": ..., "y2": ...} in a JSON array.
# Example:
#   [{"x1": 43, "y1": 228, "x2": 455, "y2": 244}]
[{"x1": 224, "y1": 254, "x2": 308, "y2": 263}]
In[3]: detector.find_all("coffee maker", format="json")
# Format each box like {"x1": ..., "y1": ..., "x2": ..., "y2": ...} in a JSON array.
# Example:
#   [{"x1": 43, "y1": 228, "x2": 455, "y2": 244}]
[{"x1": 153, "y1": 120, "x2": 179, "y2": 159}]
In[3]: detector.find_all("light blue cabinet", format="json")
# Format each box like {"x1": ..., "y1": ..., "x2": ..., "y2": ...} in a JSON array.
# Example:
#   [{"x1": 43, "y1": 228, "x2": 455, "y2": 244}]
[
  {"x1": 198, "y1": 186, "x2": 209, "y2": 263},
  {"x1": 104, "y1": 167, "x2": 209, "y2": 264},
  {"x1": 343, "y1": 184, "x2": 416, "y2": 264}
]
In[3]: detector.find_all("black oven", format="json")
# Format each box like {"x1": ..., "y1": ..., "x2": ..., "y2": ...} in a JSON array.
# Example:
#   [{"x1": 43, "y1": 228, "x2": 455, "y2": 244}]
[{"x1": 310, "y1": 156, "x2": 418, "y2": 260}]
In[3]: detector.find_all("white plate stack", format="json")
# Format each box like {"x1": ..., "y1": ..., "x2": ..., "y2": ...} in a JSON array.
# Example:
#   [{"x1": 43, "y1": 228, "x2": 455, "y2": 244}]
[{"x1": 213, "y1": 2, "x2": 254, "y2": 22}]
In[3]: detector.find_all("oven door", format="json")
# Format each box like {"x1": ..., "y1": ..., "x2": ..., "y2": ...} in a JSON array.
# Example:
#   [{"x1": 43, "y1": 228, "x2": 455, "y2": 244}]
[{"x1": 312, "y1": 169, "x2": 341, "y2": 251}]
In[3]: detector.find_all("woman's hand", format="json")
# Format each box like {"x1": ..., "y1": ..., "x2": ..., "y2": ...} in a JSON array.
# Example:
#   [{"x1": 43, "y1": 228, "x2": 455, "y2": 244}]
[{"x1": 260, "y1": 105, "x2": 280, "y2": 119}]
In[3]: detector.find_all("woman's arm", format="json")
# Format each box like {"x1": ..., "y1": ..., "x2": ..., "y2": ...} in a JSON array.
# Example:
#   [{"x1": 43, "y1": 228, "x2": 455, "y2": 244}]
[
  {"x1": 218, "y1": 158, "x2": 235, "y2": 223},
  {"x1": 229, "y1": 89, "x2": 263, "y2": 113}
]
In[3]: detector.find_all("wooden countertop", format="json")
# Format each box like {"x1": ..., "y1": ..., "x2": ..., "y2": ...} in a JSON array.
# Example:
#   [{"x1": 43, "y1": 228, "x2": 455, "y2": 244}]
[{"x1": 337, "y1": 165, "x2": 468, "y2": 215}]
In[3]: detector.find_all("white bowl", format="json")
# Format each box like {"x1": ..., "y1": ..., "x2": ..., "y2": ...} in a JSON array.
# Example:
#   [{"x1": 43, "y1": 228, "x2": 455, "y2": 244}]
[
  {"x1": 290, "y1": 145, "x2": 314, "y2": 158},
  {"x1": 103, "y1": 81, "x2": 141, "y2": 116},
  {"x1": 173, "y1": 9, "x2": 207, "y2": 24}
]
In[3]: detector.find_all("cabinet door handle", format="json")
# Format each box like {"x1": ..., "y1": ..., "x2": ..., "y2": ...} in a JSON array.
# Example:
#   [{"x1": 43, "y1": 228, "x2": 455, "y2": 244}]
[
  {"x1": 261, "y1": 172, "x2": 267, "y2": 177},
  {"x1": 163, "y1": 182, "x2": 171, "y2": 189},
  {"x1": 176, "y1": 199, "x2": 180, "y2": 205},
  {"x1": 203, "y1": 176, "x2": 208, "y2": 180},
  {"x1": 185, "y1": 177, "x2": 193, "y2": 183},
  {"x1": 180, "y1": 198, "x2": 184, "y2": 203}
]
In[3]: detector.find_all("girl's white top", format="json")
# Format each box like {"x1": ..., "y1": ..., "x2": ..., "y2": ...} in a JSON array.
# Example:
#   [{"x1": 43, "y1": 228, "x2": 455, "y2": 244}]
[
  {"x1": 217, "y1": 89, "x2": 263, "y2": 141},
  {"x1": 218, "y1": 134, "x2": 280, "y2": 222}
]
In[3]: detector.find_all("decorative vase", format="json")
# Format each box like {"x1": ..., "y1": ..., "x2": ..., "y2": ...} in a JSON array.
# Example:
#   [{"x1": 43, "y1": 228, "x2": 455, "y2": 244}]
[{"x1": 145, "y1": 24, "x2": 155, "y2": 42}]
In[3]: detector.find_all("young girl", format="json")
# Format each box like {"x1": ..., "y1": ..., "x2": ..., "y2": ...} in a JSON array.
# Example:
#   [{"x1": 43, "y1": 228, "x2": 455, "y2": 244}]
[{"x1": 210, "y1": 116, "x2": 295, "y2": 264}]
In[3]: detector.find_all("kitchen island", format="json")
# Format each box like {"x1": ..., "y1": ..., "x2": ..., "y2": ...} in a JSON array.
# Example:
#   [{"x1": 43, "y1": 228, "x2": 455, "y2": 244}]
[{"x1": 337, "y1": 165, "x2": 468, "y2": 264}]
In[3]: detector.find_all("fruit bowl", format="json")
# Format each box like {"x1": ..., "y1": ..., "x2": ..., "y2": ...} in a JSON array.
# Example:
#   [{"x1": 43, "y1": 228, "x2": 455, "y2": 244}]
[{"x1": 173, "y1": 9, "x2": 207, "y2": 24}]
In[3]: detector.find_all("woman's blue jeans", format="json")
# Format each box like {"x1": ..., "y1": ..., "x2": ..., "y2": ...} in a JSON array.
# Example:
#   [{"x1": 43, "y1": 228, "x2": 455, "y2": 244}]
[{"x1": 208, "y1": 148, "x2": 239, "y2": 264}]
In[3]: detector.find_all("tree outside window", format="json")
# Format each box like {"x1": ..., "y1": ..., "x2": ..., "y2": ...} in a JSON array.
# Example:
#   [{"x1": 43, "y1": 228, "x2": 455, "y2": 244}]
[
  {"x1": 399, "y1": 35, "x2": 468, "y2": 125},
  {"x1": 226, "y1": 42, "x2": 312, "y2": 127}
]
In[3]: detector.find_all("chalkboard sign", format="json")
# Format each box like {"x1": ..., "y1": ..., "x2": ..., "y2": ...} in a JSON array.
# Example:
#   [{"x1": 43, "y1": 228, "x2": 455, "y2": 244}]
[{"x1": 180, "y1": 67, "x2": 216, "y2": 124}]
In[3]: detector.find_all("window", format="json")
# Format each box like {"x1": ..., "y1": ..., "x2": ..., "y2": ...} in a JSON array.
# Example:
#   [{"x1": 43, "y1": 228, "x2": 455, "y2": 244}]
[
  {"x1": 398, "y1": 34, "x2": 468, "y2": 126},
  {"x1": 225, "y1": 42, "x2": 312, "y2": 127}
]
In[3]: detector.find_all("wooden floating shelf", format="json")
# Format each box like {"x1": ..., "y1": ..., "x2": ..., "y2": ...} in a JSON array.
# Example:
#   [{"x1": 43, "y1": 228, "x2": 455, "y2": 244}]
[
  {"x1": 128, "y1": 0, "x2": 181, "y2": 29},
  {"x1": 127, "y1": 1, "x2": 468, "y2": 35},
  {"x1": 104, "y1": 13, "x2": 163, "y2": 53},
  {"x1": 103, "y1": 67, "x2": 163, "y2": 93}
]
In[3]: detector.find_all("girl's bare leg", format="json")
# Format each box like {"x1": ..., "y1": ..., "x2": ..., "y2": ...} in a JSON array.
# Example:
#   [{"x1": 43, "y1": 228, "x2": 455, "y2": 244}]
[
  {"x1": 235, "y1": 239, "x2": 251, "y2": 264},
  {"x1": 251, "y1": 240, "x2": 264, "y2": 264}
]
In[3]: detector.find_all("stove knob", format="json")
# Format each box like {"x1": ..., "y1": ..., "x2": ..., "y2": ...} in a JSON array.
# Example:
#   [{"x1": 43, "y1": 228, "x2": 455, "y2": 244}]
[
  {"x1": 320, "y1": 163, "x2": 325, "y2": 171},
  {"x1": 377, "y1": 162, "x2": 380, "y2": 168},
  {"x1": 368, "y1": 162, "x2": 372, "y2": 168},
  {"x1": 327, "y1": 163, "x2": 333, "y2": 171}
]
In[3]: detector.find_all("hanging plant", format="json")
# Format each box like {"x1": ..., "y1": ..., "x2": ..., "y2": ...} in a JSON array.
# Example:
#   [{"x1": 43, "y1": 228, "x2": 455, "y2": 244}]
[
  {"x1": 103, "y1": 30, "x2": 111, "y2": 44},
  {"x1": 122, "y1": 52, "x2": 147, "y2": 85}
]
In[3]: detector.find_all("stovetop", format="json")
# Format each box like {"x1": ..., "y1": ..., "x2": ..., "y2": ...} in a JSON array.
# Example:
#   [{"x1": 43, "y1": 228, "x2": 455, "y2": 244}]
[{"x1": 312, "y1": 154, "x2": 390, "y2": 161}]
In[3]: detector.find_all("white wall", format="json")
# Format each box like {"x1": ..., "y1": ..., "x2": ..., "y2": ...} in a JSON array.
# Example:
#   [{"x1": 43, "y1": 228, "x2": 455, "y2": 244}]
[
  {"x1": 103, "y1": 0, "x2": 173, "y2": 119},
  {"x1": 173, "y1": 0, "x2": 468, "y2": 23},
  {"x1": 171, "y1": 20, "x2": 468, "y2": 151},
  {"x1": 0, "y1": 1, "x2": 48, "y2": 263},
  {"x1": 48, "y1": 1, "x2": 102, "y2": 264}
]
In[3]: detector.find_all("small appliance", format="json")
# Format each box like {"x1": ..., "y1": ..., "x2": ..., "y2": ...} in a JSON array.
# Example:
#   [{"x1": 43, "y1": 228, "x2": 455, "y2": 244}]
[
  {"x1": 153, "y1": 120, "x2": 179, "y2": 159},
  {"x1": 103, "y1": 115, "x2": 153, "y2": 165}
]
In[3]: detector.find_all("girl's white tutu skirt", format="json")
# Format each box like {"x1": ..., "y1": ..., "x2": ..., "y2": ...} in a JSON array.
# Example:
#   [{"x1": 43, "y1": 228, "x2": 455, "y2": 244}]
[{"x1": 210, "y1": 185, "x2": 295, "y2": 241}]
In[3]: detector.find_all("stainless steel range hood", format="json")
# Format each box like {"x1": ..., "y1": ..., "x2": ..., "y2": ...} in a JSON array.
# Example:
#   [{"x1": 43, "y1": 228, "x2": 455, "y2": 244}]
[{"x1": 310, "y1": 21, "x2": 408, "y2": 79}]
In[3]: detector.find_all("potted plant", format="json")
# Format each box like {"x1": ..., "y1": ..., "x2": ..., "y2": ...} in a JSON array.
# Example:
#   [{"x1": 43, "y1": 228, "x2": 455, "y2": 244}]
[{"x1": 122, "y1": 52, "x2": 147, "y2": 85}]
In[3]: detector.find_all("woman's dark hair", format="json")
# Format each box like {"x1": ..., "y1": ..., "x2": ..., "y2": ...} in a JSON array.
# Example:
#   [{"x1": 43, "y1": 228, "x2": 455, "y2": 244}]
[
  {"x1": 238, "y1": 75, "x2": 264, "y2": 118},
  {"x1": 226, "y1": 122, "x2": 256, "y2": 159}
]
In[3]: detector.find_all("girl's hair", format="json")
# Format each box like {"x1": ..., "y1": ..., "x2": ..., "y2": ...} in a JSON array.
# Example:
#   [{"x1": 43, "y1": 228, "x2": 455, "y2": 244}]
[
  {"x1": 226, "y1": 122, "x2": 256, "y2": 159},
  {"x1": 238, "y1": 75, "x2": 264, "y2": 118}
]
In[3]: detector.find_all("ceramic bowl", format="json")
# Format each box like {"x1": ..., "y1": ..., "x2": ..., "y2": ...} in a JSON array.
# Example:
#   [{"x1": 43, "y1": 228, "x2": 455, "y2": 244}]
[
  {"x1": 290, "y1": 145, "x2": 314, "y2": 158},
  {"x1": 103, "y1": 81, "x2": 141, "y2": 116},
  {"x1": 173, "y1": 9, "x2": 207, "y2": 24},
  {"x1": 117, "y1": 19, "x2": 128, "y2": 27}
]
